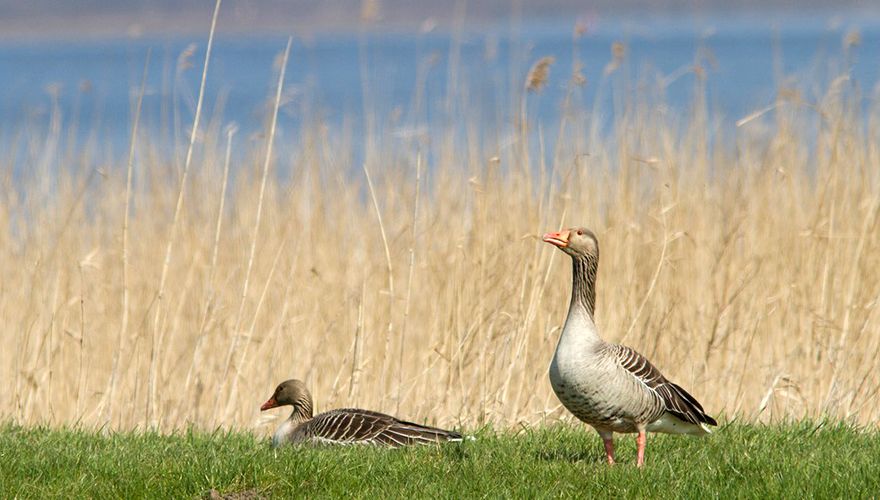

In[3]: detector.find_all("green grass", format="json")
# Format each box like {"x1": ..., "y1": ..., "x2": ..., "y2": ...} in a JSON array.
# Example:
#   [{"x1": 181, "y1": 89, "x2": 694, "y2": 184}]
[{"x1": 1, "y1": 422, "x2": 878, "y2": 498}]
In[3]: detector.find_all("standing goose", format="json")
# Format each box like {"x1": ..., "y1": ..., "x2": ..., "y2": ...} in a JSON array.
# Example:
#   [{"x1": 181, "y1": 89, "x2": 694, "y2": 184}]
[
  {"x1": 260, "y1": 379, "x2": 464, "y2": 447},
  {"x1": 543, "y1": 227, "x2": 717, "y2": 467}
]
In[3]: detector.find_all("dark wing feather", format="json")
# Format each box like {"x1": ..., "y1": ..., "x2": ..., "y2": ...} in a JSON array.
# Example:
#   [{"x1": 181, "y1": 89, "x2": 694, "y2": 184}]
[
  {"x1": 305, "y1": 408, "x2": 463, "y2": 447},
  {"x1": 379, "y1": 417, "x2": 464, "y2": 446},
  {"x1": 613, "y1": 344, "x2": 717, "y2": 427}
]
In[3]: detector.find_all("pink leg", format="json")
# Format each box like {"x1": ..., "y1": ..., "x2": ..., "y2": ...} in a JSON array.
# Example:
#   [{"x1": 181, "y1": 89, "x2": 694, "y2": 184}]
[
  {"x1": 636, "y1": 429, "x2": 647, "y2": 468},
  {"x1": 603, "y1": 436, "x2": 615, "y2": 465}
]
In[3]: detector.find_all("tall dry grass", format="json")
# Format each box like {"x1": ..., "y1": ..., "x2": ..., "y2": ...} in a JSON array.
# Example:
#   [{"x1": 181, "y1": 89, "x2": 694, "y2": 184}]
[{"x1": 1, "y1": 26, "x2": 879, "y2": 435}]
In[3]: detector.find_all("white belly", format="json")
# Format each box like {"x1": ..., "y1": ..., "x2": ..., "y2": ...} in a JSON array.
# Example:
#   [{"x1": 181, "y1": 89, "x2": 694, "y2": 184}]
[
  {"x1": 549, "y1": 343, "x2": 632, "y2": 430},
  {"x1": 272, "y1": 419, "x2": 297, "y2": 447},
  {"x1": 548, "y1": 334, "x2": 663, "y2": 432},
  {"x1": 645, "y1": 412, "x2": 712, "y2": 435}
]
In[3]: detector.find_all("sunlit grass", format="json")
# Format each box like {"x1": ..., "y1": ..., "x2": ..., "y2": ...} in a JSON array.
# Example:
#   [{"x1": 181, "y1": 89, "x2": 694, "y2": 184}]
[{"x1": 1, "y1": 422, "x2": 878, "y2": 498}]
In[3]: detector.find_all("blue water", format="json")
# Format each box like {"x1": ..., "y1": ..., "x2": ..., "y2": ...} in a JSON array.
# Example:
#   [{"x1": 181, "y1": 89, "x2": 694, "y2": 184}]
[{"x1": 1, "y1": 13, "x2": 879, "y2": 162}]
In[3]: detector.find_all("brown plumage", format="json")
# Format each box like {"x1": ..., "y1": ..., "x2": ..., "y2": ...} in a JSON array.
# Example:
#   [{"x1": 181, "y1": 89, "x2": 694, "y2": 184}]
[
  {"x1": 611, "y1": 344, "x2": 717, "y2": 428},
  {"x1": 260, "y1": 379, "x2": 464, "y2": 447}
]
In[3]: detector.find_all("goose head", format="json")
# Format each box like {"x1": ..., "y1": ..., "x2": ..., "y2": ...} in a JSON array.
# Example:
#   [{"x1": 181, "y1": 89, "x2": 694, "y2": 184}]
[
  {"x1": 542, "y1": 227, "x2": 599, "y2": 259},
  {"x1": 260, "y1": 379, "x2": 313, "y2": 417}
]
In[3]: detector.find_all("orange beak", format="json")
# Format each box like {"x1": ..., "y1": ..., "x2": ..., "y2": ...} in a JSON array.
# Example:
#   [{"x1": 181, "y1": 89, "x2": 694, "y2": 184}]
[
  {"x1": 260, "y1": 396, "x2": 278, "y2": 411},
  {"x1": 542, "y1": 229, "x2": 571, "y2": 248}
]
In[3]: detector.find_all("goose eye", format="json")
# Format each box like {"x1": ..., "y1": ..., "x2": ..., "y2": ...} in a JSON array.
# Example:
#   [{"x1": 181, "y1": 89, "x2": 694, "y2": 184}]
[{"x1": 576, "y1": 230, "x2": 583, "y2": 236}]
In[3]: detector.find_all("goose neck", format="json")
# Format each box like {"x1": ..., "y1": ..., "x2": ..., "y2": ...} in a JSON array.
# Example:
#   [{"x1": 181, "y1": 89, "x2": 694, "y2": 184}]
[
  {"x1": 570, "y1": 254, "x2": 598, "y2": 317},
  {"x1": 288, "y1": 398, "x2": 313, "y2": 424}
]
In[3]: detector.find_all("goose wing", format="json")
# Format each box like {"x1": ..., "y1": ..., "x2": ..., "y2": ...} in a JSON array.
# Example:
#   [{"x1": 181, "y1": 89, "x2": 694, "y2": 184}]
[
  {"x1": 612, "y1": 344, "x2": 717, "y2": 427},
  {"x1": 303, "y1": 408, "x2": 463, "y2": 447}
]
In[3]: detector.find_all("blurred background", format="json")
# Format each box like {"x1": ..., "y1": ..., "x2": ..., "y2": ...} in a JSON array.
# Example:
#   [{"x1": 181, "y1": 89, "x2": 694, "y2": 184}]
[
  {"x1": 2, "y1": 1, "x2": 880, "y2": 432},
  {"x1": 2, "y1": 0, "x2": 879, "y2": 158}
]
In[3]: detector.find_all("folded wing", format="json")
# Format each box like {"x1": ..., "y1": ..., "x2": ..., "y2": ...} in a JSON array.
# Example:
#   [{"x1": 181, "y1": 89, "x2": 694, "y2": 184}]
[
  {"x1": 303, "y1": 408, "x2": 464, "y2": 446},
  {"x1": 613, "y1": 344, "x2": 717, "y2": 427}
]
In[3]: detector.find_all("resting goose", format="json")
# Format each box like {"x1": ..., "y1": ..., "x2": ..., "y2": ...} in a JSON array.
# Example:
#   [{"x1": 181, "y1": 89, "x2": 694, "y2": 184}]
[
  {"x1": 543, "y1": 227, "x2": 717, "y2": 467},
  {"x1": 260, "y1": 379, "x2": 463, "y2": 447}
]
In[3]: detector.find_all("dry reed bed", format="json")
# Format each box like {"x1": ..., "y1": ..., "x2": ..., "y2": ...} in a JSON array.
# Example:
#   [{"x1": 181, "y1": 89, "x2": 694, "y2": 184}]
[{"x1": 1, "y1": 45, "x2": 879, "y2": 434}]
